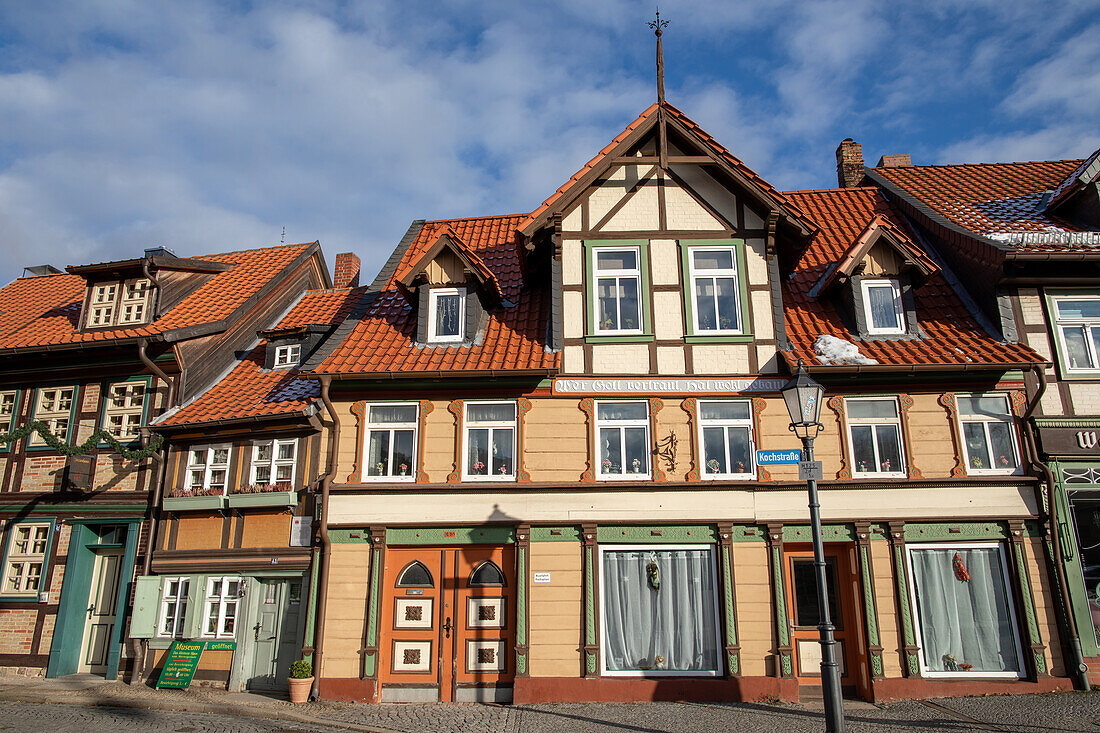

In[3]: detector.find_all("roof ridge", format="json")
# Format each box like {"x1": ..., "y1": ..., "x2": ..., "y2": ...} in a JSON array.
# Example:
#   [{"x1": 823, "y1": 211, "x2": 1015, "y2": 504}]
[
  {"x1": 196, "y1": 240, "x2": 316, "y2": 260},
  {"x1": 783, "y1": 187, "x2": 879, "y2": 195},
  {"x1": 422, "y1": 213, "x2": 529, "y2": 224},
  {"x1": 878, "y1": 158, "x2": 1086, "y2": 171}
]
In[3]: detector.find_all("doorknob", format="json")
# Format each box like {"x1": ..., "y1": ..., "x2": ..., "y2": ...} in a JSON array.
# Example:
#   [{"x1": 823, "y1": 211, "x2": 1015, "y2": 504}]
[
  {"x1": 253, "y1": 622, "x2": 262, "y2": 641},
  {"x1": 443, "y1": 616, "x2": 452, "y2": 639},
  {"x1": 86, "y1": 604, "x2": 95, "y2": 617}
]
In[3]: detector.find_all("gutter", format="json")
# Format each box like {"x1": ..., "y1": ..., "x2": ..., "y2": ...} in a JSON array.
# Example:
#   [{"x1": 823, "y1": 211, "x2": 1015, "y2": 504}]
[
  {"x1": 784, "y1": 355, "x2": 1049, "y2": 375},
  {"x1": 311, "y1": 368, "x2": 557, "y2": 381},
  {"x1": 310, "y1": 376, "x2": 339, "y2": 701},
  {"x1": 1021, "y1": 364, "x2": 1090, "y2": 690}
]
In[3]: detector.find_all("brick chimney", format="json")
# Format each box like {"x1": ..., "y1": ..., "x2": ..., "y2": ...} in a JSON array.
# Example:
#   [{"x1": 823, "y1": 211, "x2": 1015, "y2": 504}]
[
  {"x1": 876, "y1": 153, "x2": 911, "y2": 168},
  {"x1": 836, "y1": 138, "x2": 865, "y2": 188},
  {"x1": 333, "y1": 252, "x2": 361, "y2": 288}
]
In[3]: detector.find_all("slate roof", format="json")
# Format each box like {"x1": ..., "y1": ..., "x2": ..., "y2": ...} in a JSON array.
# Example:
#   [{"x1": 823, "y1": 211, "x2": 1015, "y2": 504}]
[
  {"x1": 781, "y1": 187, "x2": 1044, "y2": 369},
  {"x1": 308, "y1": 215, "x2": 557, "y2": 376},
  {"x1": 0, "y1": 242, "x2": 317, "y2": 350}
]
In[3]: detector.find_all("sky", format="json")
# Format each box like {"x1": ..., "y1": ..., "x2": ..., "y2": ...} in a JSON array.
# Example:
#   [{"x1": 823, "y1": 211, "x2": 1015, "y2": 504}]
[{"x1": 0, "y1": 0, "x2": 1098, "y2": 285}]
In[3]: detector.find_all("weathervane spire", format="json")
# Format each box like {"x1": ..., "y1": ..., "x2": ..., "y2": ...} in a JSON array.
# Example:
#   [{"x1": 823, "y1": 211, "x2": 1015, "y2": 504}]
[{"x1": 647, "y1": 7, "x2": 668, "y2": 105}]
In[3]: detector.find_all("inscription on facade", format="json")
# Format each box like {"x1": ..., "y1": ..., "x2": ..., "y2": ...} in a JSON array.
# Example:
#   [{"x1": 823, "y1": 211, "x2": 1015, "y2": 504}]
[{"x1": 553, "y1": 377, "x2": 786, "y2": 395}]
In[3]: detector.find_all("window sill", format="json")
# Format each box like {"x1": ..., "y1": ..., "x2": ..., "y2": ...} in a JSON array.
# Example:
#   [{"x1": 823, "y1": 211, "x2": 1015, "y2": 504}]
[
  {"x1": 700, "y1": 473, "x2": 757, "y2": 481},
  {"x1": 852, "y1": 472, "x2": 907, "y2": 480},
  {"x1": 596, "y1": 475, "x2": 652, "y2": 482},
  {"x1": 0, "y1": 595, "x2": 43, "y2": 604},
  {"x1": 964, "y1": 469, "x2": 1023, "y2": 477},
  {"x1": 585, "y1": 334, "x2": 654, "y2": 344},
  {"x1": 163, "y1": 495, "x2": 226, "y2": 511},
  {"x1": 461, "y1": 476, "x2": 517, "y2": 483},
  {"x1": 226, "y1": 490, "x2": 298, "y2": 508},
  {"x1": 600, "y1": 670, "x2": 721, "y2": 677},
  {"x1": 684, "y1": 334, "x2": 754, "y2": 344}
]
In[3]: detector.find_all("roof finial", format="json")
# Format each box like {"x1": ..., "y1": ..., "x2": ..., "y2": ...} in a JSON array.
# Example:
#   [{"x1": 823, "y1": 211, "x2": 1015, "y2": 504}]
[
  {"x1": 647, "y1": 7, "x2": 668, "y2": 105},
  {"x1": 280, "y1": 226, "x2": 286, "y2": 244}
]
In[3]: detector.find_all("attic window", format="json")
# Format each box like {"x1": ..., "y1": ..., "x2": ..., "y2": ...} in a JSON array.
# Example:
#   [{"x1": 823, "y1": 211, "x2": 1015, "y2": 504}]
[
  {"x1": 274, "y1": 344, "x2": 301, "y2": 369},
  {"x1": 860, "y1": 279, "x2": 905, "y2": 335},
  {"x1": 87, "y1": 278, "x2": 152, "y2": 328},
  {"x1": 429, "y1": 287, "x2": 465, "y2": 342}
]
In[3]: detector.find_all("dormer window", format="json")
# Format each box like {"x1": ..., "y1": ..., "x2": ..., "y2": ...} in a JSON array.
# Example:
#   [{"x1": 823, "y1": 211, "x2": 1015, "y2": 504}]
[
  {"x1": 860, "y1": 279, "x2": 905, "y2": 335},
  {"x1": 429, "y1": 287, "x2": 465, "y2": 342},
  {"x1": 87, "y1": 278, "x2": 152, "y2": 328},
  {"x1": 273, "y1": 344, "x2": 301, "y2": 369}
]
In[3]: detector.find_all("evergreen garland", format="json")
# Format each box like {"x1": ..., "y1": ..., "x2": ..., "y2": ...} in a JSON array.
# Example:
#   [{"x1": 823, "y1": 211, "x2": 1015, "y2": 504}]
[{"x1": 0, "y1": 420, "x2": 164, "y2": 460}]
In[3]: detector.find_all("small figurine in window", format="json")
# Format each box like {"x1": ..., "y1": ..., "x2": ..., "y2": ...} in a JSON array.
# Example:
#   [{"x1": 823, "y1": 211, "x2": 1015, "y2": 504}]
[
  {"x1": 707, "y1": 459, "x2": 720, "y2": 473},
  {"x1": 631, "y1": 458, "x2": 641, "y2": 473},
  {"x1": 646, "y1": 561, "x2": 660, "y2": 591}
]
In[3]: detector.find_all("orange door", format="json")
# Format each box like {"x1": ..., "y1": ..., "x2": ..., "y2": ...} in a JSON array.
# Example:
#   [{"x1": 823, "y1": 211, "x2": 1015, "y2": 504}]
[{"x1": 381, "y1": 546, "x2": 515, "y2": 702}]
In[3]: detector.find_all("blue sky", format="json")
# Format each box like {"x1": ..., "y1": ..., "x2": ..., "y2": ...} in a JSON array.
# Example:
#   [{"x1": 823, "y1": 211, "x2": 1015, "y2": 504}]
[{"x1": 0, "y1": 0, "x2": 1098, "y2": 284}]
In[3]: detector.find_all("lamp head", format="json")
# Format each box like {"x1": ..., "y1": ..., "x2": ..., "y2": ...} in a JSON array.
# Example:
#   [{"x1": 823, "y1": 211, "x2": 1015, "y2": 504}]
[{"x1": 782, "y1": 361, "x2": 825, "y2": 439}]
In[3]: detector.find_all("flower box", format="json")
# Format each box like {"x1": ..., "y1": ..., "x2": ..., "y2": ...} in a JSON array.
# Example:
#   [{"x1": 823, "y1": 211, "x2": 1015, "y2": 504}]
[
  {"x1": 163, "y1": 494, "x2": 226, "y2": 511},
  {"x1": 226, "y1": 490, "x2": 298, "y2": 508}
]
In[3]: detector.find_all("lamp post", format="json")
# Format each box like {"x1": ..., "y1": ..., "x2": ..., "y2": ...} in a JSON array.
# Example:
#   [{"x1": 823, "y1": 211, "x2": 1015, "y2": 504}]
[{"x1": 781, "y1": 361, "x2": 845, "y2": 733}]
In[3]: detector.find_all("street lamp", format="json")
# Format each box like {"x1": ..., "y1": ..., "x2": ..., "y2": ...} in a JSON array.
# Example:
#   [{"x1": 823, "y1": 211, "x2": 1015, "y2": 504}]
[{"x1": 781, "y1": 361, "x2": 845, "y2": 733}]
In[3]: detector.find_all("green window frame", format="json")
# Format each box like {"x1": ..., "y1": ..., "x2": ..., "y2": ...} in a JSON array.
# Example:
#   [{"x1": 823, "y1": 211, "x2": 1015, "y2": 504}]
[
  {"x1": 27, "y1": 384, "x2": 79, "y2": 452},
  {"x1": 0, "y1": 518, "x2": 56, "y2": 602},
  {"x1": 584, "y1": 240, "x2": 653, "y2": 343},
  {"x1": 0, "y1": 389, "x2": 22, "y2": 454},
  {"x1": 97, "y1": 375, "x2": 154, "y2": 448},
  {"x1": 1045, "y1": 289, "x2": 1100, "y2": 380},
  {"x1": 680, "y1": 239, "x2": 752, "y2": 343}
]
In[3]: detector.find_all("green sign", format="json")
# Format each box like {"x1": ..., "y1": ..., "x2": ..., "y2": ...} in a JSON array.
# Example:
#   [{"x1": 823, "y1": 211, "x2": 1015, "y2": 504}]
[
  {"x1": 156, "y1": 640, "x2": 206, "y2": 689},
  {"x1": 206, "y1": 641, "x2": 236, "y2": 651}
]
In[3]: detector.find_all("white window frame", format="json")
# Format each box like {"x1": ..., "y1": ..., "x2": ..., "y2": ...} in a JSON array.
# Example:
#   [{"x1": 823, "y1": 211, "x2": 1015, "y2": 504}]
[
  {"x1": 1, "y1": 521, "x2": 51, "y2": 597},
  {"x1": 250, "y1": 438, "x2": 298, "y2": 487},
  {"x1": 955, "y1": 393, "x2": 1021, "y2": 475},
  {"x1": 428, "y1": 287, "x2": 465, "y2": 343},
  {"x1": 598, "y1": 544, "x2": 723, "y2": 677},
  {"x1": 0, "y1": 390, "x2": 17, "y2": 431},
  {"x1": 117, "y1": 279, "x2": 151, "y2": 325},
  {"x1": 905, "y1": 542, "x2": 1025, "y2": 679},
  {"x1": 186, "y1": 444, "x2": 232, "y2": 495},
  {"x1": 688, "y1": 246, "x2": 743, "y2": 334},
  {"x1": 592, "y1": 246, "x2": 644, "y2": 335},
  {"x1": 462, "y1": 401, "x2": 517, "y2": 481},
  {"x1": 88, "y1": 283, "x2": 118, "y2": 327},
  {"x1": 86, "y1": 278, "x2": 152, "y2": 328},
  {"x1": 104, "y1": 381, "x2": 146, "y2": 441},
  {"x1": 202, "y1": 576, "x2": 241, "y2": 639},
  {"x1": 363, "y1": 403, "x2": 419, "y2": 482},
  {"x1": 273, "y1": 344, "x2": 301, "y2": 369},
  {"x1": 697, "y1": 400, "x2": 755, "y2": 480},
  {"x1": 594, "y1": 400, "x2": 651, "y2": 481},
  {"x1": 860, "y1": 278, "x2": 905, "y2": 335},
  {"x1": 844, "y1": 396, "x2": 907, "y2": 478},
  {"x1": 157, "y1": 576, "x2": 190, "y2": 638},
  {"x1": 31, "y1": 386, "x2": 75, "y2": 446},
  {"x1": 1051, "y1": 294, "x2": 1100, "y2": 373}
]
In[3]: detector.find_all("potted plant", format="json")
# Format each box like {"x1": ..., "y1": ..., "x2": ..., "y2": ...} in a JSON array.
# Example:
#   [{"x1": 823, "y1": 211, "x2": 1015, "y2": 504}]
[{"x1": 288, "y1": 658, "x2": 313, "y2": 703}]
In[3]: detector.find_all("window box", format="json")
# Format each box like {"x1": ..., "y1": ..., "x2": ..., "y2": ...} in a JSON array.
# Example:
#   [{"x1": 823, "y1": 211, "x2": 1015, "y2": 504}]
[
  {"x1": 163, "y1": 494, "x2": 226, "y2": 511},
  {"x1": 226, "y1": 490, "x2": 298, "y2": 508}
]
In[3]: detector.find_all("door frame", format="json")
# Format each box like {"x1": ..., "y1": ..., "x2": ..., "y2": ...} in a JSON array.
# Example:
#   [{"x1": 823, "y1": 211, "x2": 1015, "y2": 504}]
[{"x1": 229, "y1": 571, "x2": 307, "y2": 692}]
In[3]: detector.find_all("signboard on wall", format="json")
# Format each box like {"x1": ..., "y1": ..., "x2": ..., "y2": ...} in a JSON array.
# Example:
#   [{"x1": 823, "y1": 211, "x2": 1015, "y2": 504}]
[
  {"x1": 156, "y1": 640, "x2": 206, "y2": 689},
  {"x1": 291, "y1": 517, "x2": 312, "y2": 547},
  {"x1": 756, "y1": 450, "x2": 802, "y2": 465},
  {"x1": 1037, "y1": 426, "x2": 1100, "y2": 457}
]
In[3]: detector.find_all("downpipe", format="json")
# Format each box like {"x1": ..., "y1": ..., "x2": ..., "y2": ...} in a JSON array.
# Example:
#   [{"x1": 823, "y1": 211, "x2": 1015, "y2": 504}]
[{"x1": 310, "y1": 376, "x2": 339, "y2": 701}]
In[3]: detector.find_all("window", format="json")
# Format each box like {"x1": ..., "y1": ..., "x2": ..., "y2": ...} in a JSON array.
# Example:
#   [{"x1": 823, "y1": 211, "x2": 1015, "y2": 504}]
[
  {"x1": 1052, "y1": 296, "x2": 1100, "y2": 372},
  {"x1": 103, "y1": 381, "x2": 146, "y2": 441},
  {"x1": 956, "y1": 394, "x2": 1020, "y2": 474},
  {"x1": 860, "y1": 279, "x2": 905, "y2": 335},
  {"x1": 31, "y1": 387, "x2": 75, "y2": 446},
  {"x1": 250, "y1": 438, "x2": 297, "y2": 487},
  {"x1": 463, "y1": 402, "x2": 516, "y2": 480},
  {"x1": 428, "y1": 287, "x2": 465, "y2": 342},
  {"x1": 845, "y1": 397, "x2": 905, "y2": 477},
  {"x1": 593, "y1": 247, "x2": 642, "y2": 334},
  {"x1": 86, "y1": 278, "x2": 152, "y2": 328},
  {"x1": 158, "y1": 577, "x2": 189, "y2": 637},
  {"x1": 203, "y1": 576, "x2": 240, "y2": 638},
  {"x1": 364, "y1": 404, "x2": 417, "y2": 480},
  {"x1": 906, "y1": 543, "x2": 1023, "y2": 677},
  {"x1": 697, "y1": 401, "x2": 754, "y2": 479},
  {"x1": 1, "y1": 522, "x2": 51, "y2": 596},
  {"x1": 688, "y1": 247, "x2": 741, "y2": 333},
  {"x1": 469, "y1": 561, "x2": 505, "y2": 587},
  {"x1": 600, "y1": 546, "x2": 721, "y2": 675},
  {"x1": 0, "y1": 391, "x2": 18, "y2": 432},
  {"x1": 396, "y1": 561, "x2": 434, "y2": 587},
  {"x1": 1068, "y1": 495, "x2": 1100, "y2": 645},
  {"x1": 273, "y1": 344, "x2": 301, "y2": 369},
  {"x1": 186, "y1": 445, "x2": 231, "y2": 495},
  {"x1": 595, "y1": 401, "x2": 650, "y2": 480}
]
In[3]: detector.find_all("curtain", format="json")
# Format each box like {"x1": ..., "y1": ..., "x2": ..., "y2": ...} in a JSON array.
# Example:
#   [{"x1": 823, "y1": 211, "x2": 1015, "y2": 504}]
[
  {"x1": 602, "y1": 549, "x2": 719, "y2": 672},
  {"x1": 910, "y1": 547, "x2": 1020, "y2": 674}
]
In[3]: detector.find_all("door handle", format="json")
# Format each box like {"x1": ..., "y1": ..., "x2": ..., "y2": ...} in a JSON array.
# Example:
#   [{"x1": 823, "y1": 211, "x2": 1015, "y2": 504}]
[
  {"x1": 87, "y1": 604, "x2": 95, "y2": 617},
  {"x1": 443, "y1": 616, "x2": 452, "y2": 639},
  {"x1": 253, "y1": 622, "x2": 262, "y2": 641}
]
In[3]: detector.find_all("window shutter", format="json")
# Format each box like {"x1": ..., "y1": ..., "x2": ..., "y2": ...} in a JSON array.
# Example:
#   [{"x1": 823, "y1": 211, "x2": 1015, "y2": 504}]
[
  {"x1": 416, "y1": 287, "x2": 429, "y2": 344},
  {"x1": 129, "y1": 575, "x2": 163, "y2": 638},
  {"x1": 465, "y1": 291, "x2": 482, "y2": 342},
  {"x1": 184, "y1": 575, "x2": 207, "y2": 639}
]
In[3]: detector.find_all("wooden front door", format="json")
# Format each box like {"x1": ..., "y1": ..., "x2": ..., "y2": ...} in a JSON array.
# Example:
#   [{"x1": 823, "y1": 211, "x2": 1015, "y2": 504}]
[
  {"x1": 248, "y1": 578, "x2": 304, "y2": 691},
  {"x1": 78, "y1": 548, "x2": 122, "y2": 674},
  {"x1": 783, "y1": 544, "x2": 862, "y2": 690},
  {"x1": 380, "y1": 546, "x2": 515, "y2": 702}
]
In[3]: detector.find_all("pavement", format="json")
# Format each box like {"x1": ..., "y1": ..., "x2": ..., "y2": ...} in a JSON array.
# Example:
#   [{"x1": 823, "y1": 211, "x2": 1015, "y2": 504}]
[{"x1": 0, "y1": 674, "x2": 1099, "y2": 731}]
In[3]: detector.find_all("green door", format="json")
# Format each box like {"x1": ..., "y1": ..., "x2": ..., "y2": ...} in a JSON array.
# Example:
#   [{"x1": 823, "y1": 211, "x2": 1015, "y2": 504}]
[{"x1": 248, "y1": 578, "x2": 303, "y2": 691}]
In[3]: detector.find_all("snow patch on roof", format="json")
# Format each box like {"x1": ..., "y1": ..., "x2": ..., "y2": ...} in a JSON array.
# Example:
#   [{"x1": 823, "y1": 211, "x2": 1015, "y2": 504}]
[{"x1": 813, "y1": 335, "x2": 879, "y2": 366}]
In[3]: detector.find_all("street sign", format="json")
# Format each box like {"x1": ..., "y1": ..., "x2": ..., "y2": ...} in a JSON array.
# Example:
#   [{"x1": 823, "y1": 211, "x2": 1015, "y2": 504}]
[
  {"x1": 156, "y1": 640, "x2": 206, "y2": 689},
  {"x1": 756, "y1": 449, "x2": 802, "y2": 465},
  {"x1": 798, "y1": 460, "x2": 823, "y2": 481}
]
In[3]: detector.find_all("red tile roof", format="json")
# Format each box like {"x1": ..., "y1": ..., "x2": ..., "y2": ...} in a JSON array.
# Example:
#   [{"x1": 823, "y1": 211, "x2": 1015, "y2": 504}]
[
  {"x1": 309, "y1": 215, "x2": 557, "y2": 375},
  {"x1": 272, "y1": 286, "x2": 367, "y2": 331},
  {"x1": 396, "y1": 226, "x2": 503, "y2": 302},
  {"x1": 781, "y1": 187, "x2": 1044, "y2": 369},
  {"x1": 0, "y1": 243, "x2": 316, "y2": 350}
]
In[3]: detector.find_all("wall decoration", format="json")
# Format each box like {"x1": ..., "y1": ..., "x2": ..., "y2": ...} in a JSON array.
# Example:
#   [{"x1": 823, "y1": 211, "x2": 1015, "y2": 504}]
[
  {"x1": 391, "y1": 640, "x2": 432, "y2": 673},
  {"x1": 394, "y1": 598, "x2": 434, "y2": 629},
  {"x1": 466, "y1": 640, "x2": 506, "y2": 673},
  {"x1": 466, "y1": 597, "x2": 505, "y2": 629}
]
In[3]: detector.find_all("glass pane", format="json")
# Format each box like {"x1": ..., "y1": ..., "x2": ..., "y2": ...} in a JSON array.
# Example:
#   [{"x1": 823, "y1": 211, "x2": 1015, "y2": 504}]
[
  {"x1": 1057, "y1": 299, "x2": 1100, "y2": 319},
  {"x1": 254, "y1": 466, "x2": 271, "y2": 483},
  {"x1": 255, "y1": 443, "x2": 272, "y2": 462},
  {"x1": 702, "y1": 427, "x2": 727, "y2": 474},
  {"x1": 277, "y1": 442, "x2": 295, "y2": 461},
  {"x1": 434, "y1": 293, "x2": 461, "y2": 337},
  {"x1": 867, "y1": 285, "x2": 901, "y2": 330},
  {"x1": 367, "y1": 431, "x2": 390, "y2": 476},
  {"x1": 467, "y1": 428, "x2": 489, "y2": 475},
  {"x1": 956, "y1": 395, "x2": 1010, "y2": 418},
  {"x1": 211, "y1": 448, "x2": 229, "y2": 465},
  {"x1": 470, "y1": 561, "x2": 505, "y2": 586},
  {"x1": 189, "y1": 449, "x2": 205, "y2": 467},
  {"x1": 693, "y1": 249, "x2": 733, "y2": 270},
  {"x1": 875, "y1": 424, "x2": 902, "y2": 473},
  {"x1": 467, "y1": 403, "x2": 516, "y2": 422},
  {"x1": 714, "y1": 277, "x2": 739, "y2": 331},
  {"x1": 397, "y1": 561, "x2": 433, "y2": 587},
  {"x1": 963, "y1": 422, "x2": 990, "y2": 470},
  {"x1": 600, "y1": 427, "x2": 622, "y2": 474},
  {"x1": 491, "y1": 428, "x2": 514, "y2": 476},
  {"x1": 369, "y1": 405, "x2": 417, "y2": 424},
  {"x1": 1070, "y1": 500, "x2": 1100, "y2": 645},
  {"x1": 847, "y1": 399, "x2": 898, "y2": 420},
  {"x1": 618, "y1": 278, "x2": 639, "y2": 330},
  {"x1": 624, "y1": 427, "x2": 648, "y2": 475},
  {"x1": 699, "y1": 401, "x2": 751, "y2": 421},
  {"x1": 791, "y1": 558, "x2": 841, "y2": 629},
  {"x1": 851, "y1": 426, "x2": 876, "y2": 474},
  {"x1": 597, "y1": 278, "x2": 619, "y2": 331},
  {"x1": 987, "y1": 422, "x2": 1017, "y2": 471},
  {"x1": 909, "y1": 548, "x2": 1019, "y2": 673},
  {"x1": 275, "y1": 465, "x2": 292, "y2": 482},
  {"x1": 392, "y1": 430, "x2": 414, "y2": 477},
  {"x1": 727, "y1": 427, "x2": 752, "y2": 475},
  {"x1": 695, "y1": 277, "x2": 718, "y2": 331},
  {"x1": 1062, "y1": 327, "x2": 1094, "y2": 369},
  {"x1": 598, "y1": 402, "x2": 647, "y2": 421},
  {"x1": 596, "y1": 250, "x2": 637, "y2": 271}
]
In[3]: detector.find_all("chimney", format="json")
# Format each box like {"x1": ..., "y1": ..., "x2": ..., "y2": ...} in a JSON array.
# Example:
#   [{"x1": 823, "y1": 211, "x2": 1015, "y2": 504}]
[
  {"x1": 876, "y1": 153, "x2": 911, "y2": 168},
  {"x1": 22, "y1": 265, "x2": 62, "y2": 277},
  {"x1": 333, "y1": 252, "x2": 361, "y2": 288},
  {"x1": 836, "y1": 138, "x2": 864, "y2": 188}
]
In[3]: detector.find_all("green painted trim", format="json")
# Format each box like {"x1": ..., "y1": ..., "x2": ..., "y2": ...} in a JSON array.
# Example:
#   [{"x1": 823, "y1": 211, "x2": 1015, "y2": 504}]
[
  {"x1": 583, "y1": 335, "x2": 655, "y2": 344},
  {"x1": 0, "y1": 504, "x2": 148, "y2": 514},
  {"x1": 597, "y1": 524, "x2": 716, "y2": 543},
  {"x1": 584, "y1": 543, "x2": 597, "y2": 675},
  {"x1": 903, "y1": 522, "x2": 1007, "y2": 542},
  {"x1": 163, "y1": 495, "x2": 225, "y2": 512},
  {"x1": 536, "y1": 378, "x2": 554, "y2": 389},
  {"x1": 782, "y1": 524, "x2": 854, "y2": 543},
  {"x1": 0, "y1": 388, "x2": 23, "y2": 454},
  {"x1": 1010, "y1": 538, "x2": 1047, "y2": 676},
  {"x1": 769, "y1": 542, "x2": 792, "y2": 677},
  {"x1": 730, "y1": 525, "x2": 766, "y2": 542},
  {"x1": 96, "y1": 375, "x2": 154, "y2": 450},
  {"x1": 105, "y1": 520, "x2": 141, "y2": 679},
  {"x1": 0, "y1": 517, "x2": 57, "y2": 603},
  {"x1": 363, "y1": 544, "x2": 383, "y2": 678},
  {"x1": 26, "y1": 382, "x2": 80, "y2": 453},
  {"x1": 1052, "y1": 481, "x2": 1100, "y2": 656},
  {"x1": 680, "y1": 239, "x2": 753, "y2": 339},
  {"x1": 857, "y1": 543, "x2": 884, "y2": 678},
  {"x1": 892, "y1": 540, "x2": 921, "y2": 675},
  {"x1": 302, "y1": 551, "x2": 320, "y2": 665},
  {"x1": 515, "y1": 544, "x2": 528, "y2": 675},
  {"x1": 225, "y1": 491, "x2": 297, "y2": 509},
  {"x1": 328, "y1": 528, "x2": 372, "y2": 543},
  {"x1": 385, "y1": 526, "x2": 516, "y2": 546},
  {"x1": 583, "y1": 240, "x2": 653, "y2": 338},
  {"x1": 1034, "y1": 417, "x2": 1100, "y2": 428},
  {"x1": 719, "y1": 543, "x2": 739, "y2": 675},
  {"x1": 531, "y1": 526, "x2": 581, "y2": 542},
  {"x1": 47, "y1": 524, "x2": 96, "y2": 677}
]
